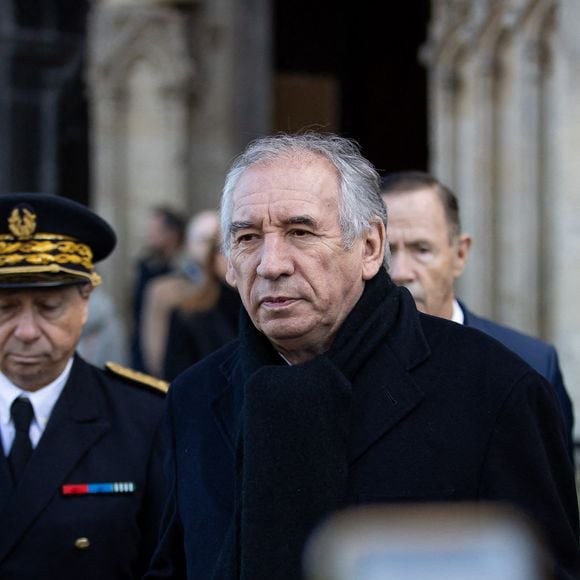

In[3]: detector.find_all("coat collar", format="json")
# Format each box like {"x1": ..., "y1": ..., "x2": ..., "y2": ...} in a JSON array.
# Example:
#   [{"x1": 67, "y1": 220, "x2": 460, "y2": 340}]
[
  {"x1": 0, "y1": 356, "x2": 110, "y2": 563},
  {"x1": 212, "y1": 288, "x2": 429, "y2": 462}
]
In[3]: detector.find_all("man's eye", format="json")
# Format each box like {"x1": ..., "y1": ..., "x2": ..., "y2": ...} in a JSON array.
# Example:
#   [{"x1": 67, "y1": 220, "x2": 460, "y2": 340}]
[
  {"x1": 290, "y1": 229, "x2": 312, "y2": 237},
  {"x1": 39, "y1": 302, "x2": 62, "y2": 314},
  {"x1": 236, "y1": 233, "x2": 258, "y2": 243}
]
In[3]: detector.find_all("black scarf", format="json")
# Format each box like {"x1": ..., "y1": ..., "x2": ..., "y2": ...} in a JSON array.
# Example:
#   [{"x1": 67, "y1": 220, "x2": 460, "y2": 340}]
[{"x1": 214, "y1": 268, "x2": 401, "y2": 580}]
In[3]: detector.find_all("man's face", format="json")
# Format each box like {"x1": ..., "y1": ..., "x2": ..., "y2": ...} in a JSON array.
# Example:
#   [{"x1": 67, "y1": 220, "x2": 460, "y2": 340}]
[
  {"x1": 384, "y1": 188, "x2": 470, "y2": 319},
  {"x1": 225, "y1": 154, "x2": 384, "y2": 363},
  {"x1": 0, "y1": 286, "x2": 90, "y2": 391}
]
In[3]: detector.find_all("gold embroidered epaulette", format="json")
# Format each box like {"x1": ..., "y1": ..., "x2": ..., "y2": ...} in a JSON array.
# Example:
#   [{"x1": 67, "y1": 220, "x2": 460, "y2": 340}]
[{"x1": 105, "y1": 362, "x2": 169, "y2": 395}]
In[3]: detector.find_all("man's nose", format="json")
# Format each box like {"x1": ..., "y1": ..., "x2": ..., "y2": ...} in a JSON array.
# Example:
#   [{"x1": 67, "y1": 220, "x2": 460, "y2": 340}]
[
  {"x1": 256, "y1": 234, "x2": 294, "y2": 280},
  {"x1": 13, "y1": 309, "x2": 42, "y2": 342},
  {"x1": 389, "y1": 250, "x2": 415, "y2": 285}
]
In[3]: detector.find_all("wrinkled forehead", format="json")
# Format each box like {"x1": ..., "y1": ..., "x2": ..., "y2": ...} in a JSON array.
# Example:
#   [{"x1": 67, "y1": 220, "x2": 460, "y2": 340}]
[
  {"x1": 232, "y1": 154, "x2": 340, "y2": 206},
  {"x1": 386, "y1": 189, "x2": 451, "y2": 237}
]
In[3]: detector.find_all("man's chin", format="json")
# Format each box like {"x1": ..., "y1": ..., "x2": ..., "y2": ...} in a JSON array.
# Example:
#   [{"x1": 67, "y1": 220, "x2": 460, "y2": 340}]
[
  {"x1": 4, "y1": 362, "x2": 49, "y2": 390},
  {"x1": 258, "y1": 318, "x2": 315, "y2": 344}
]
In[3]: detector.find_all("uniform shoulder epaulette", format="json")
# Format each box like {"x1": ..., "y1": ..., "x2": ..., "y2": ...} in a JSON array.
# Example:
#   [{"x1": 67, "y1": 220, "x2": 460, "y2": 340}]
[{"x1": 105, "y1": 362, "x2": 169, "y2": 395}]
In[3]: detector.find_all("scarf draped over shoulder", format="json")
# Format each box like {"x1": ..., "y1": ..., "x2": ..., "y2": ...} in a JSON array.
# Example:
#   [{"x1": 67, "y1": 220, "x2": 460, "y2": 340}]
[{"x1": 214, "y1": 268, "x2": 401, "y2": 580}]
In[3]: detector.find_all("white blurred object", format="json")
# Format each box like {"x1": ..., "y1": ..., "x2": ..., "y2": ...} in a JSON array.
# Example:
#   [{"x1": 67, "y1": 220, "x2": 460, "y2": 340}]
[{"x1": 303, "y1": 503, "x2": 548, "y2": 580}]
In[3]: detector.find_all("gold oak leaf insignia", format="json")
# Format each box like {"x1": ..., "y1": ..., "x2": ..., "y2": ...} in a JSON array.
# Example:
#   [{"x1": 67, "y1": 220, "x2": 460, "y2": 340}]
[{"x1": 8, "y1": 207, "x2": 37, "y2": 240}]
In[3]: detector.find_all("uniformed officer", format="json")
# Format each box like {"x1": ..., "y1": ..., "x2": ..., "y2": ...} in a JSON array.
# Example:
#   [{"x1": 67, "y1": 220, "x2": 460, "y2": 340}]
[{"x1": 0, "y1": 193, "x2": 168, "y2": 579}]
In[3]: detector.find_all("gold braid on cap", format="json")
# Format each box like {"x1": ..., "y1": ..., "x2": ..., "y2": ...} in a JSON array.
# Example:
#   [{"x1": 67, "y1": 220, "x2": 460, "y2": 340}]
[
  {"x1": 0, "y1": 207, "x2": 101, "y2": 285},
  {"x1": 0, "y1": 240, "x2": 94, "y2": 270}
]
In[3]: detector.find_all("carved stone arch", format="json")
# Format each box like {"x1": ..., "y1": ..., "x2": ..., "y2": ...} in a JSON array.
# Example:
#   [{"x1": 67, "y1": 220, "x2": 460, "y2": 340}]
[
  {"x1": 89, "y1": 6, "x2": 195, "y2": 100},
  {"x1": 87, "y1": 3, "x2": 197, "y2": 321}
]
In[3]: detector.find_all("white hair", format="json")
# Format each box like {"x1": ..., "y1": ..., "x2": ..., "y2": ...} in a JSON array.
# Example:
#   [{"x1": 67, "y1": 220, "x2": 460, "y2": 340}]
[{"x1": 220, "y1": 133, "x2": 389, "y2": 267}]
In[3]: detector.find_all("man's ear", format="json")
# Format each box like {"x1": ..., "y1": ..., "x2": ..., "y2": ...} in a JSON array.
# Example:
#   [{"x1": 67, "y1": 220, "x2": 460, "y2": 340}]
[
  {"x1": 79, "y1": 283, "x2": 93, "y2": 299},
  {"x1": 452, "y1": 233, "x2": 472, "y2": 278},
  {"x1": 362, "y1": 220, "x2": 386, "y2": 281},
  {"x1": 225, "y1": 261, "x2": 237, "y2": 288},
  {"x1": 78, "y1": 283, "x2": 93, "y2": 326}
]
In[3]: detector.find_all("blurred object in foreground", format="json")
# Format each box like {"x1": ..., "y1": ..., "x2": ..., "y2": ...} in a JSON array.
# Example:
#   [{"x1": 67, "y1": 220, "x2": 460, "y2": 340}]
[{"x1": 303, "y1": 503, "x2": 548, "y2": 580}]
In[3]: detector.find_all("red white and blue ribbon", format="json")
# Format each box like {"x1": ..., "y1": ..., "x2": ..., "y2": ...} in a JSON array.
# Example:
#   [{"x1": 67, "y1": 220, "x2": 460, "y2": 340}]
[{"x1": 62, "y1": 482, "x2": 136, "y2": 495}]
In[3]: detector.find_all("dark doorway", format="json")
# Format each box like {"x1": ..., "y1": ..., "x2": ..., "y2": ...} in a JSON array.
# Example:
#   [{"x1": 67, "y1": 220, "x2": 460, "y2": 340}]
[
  {"x1": 274, "y1": 1, "x2": 430, "y2": 174},
  {"x1": 0, "y1": 0, "x2": 90, "y2": 204}
]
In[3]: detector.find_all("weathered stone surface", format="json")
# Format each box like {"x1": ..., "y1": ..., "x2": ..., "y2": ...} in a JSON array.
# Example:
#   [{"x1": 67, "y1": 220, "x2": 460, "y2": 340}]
[
  {"x1": 87, "y1": 0, "x2": 271, "y2": 323},
  {"x1": 425, "y1": 0, "x2": 580, "y2": 436}
]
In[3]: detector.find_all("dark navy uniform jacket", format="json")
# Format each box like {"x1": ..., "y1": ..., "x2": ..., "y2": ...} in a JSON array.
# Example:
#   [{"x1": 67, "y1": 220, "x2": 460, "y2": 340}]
[
  {"x1": 146, "y1": 289, "x2": 579, "y2": 580},
  {"x1": 0, "y1": 355, "x2": 167, "y2": 579}
]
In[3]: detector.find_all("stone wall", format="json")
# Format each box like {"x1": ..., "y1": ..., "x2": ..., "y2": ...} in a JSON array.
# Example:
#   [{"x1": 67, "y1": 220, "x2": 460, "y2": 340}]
[
  {"x1": 424, "y1": 0, "x2": 580, "y2": 434},
  {"x1": 87, "y1": 0, "x2": 271, "y2": 321}
]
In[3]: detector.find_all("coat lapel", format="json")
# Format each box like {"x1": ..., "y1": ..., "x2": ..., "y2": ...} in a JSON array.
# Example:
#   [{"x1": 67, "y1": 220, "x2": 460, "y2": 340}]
[
  {"x1": 212, "y1": 350, "x2": 245, "y2": 455},
  {"x1": 347, "y1": 289, "x2": 432, "y2": 462},
  {"x1": 349, "y1": 341, "x2": 426, "y2": 463},
  {"x1": 0, "y1": 358, "x2": 110, "y2": 563}
]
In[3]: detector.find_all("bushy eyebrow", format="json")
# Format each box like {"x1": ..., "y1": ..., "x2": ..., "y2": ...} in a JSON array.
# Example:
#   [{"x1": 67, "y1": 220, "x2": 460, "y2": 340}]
[
  {"x1": 229, "y1": 215, "x2": 318, "y2": 235},
  {"x1": 286, "y1": 215, "x2": 318, "y2": 228},
  {"x1": 229, "y1": 221, "x2": 255, "y2": 236}
]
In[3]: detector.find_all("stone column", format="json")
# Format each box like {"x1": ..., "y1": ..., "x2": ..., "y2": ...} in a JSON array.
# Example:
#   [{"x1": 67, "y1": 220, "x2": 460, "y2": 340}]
[
  {"x1": 187, "y1": 0, "x2": 272, "y2": 211},
  {"x1": 423, "y1": 3, "x2": 498, "y2": 317},
  {"x1": 493, "y1": 5, "x2": 551, "y2": 337},
  {"x1": 87, "y1": 1, "x2": 196, "y2": 314},
  {"x1": 454, "y1": 46, "x2": 498, "y2": 318},
  {"x1": 87, "y1": 0, "x2": 272, "y2": 324},
  {"x1": 550, "y1": 0, "x2": 580, "y2": 431},
  {"x1": 426, "y1": 0, "x2": 580, "y2": 436}
]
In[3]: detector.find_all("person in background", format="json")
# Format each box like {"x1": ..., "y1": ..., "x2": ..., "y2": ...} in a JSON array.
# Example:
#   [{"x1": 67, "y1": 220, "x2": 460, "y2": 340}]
[
  {"x1": 0, "y1": 193, "x2": 168, "y2": 579},
  {"x1": 146, "y1": 134, "x2": 579, "y2": 580},
  {"x1": 162, "y1": 229, "x2": 241, "y2": 381},
  {"x1": 380, "y1": 171, "x2": 574, "y2": 457},
  {"x1": 130, "y1": 205, "x2": 185, "y2": 372},
  {"x1": 77, "y1": 283, "x2": 128, "y2": 368},
  {"x1": 141, "y1": 209, "x2": 220, "y2": 377}
]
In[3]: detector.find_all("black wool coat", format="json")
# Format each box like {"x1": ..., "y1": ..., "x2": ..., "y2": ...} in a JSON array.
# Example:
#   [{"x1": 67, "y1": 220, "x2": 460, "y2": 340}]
[
  {"x1": 461, "y1": 300, "x2": 575, "y2": 454},
  {"x1": 146, "y1": 289, "x2": 580, "y2": 580},
  {"x1": 0, "y1": 356, "x2": 167, "y2": 579}
]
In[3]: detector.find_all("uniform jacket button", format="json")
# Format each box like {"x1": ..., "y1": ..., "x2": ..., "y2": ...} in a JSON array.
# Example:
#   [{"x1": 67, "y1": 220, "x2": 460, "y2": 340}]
[{"x1": 74, "y1": 537, "x2": 91, "y2": 550}]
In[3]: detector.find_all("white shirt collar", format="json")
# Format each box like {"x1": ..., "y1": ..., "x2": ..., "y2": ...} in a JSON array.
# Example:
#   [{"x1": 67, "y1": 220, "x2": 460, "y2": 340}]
[
  {"x1": 0, "y1": 357, "x2": 74, "y2": 435},
  {"x1": 451, "y1": 298, "x2": 465, "y2": 325}
]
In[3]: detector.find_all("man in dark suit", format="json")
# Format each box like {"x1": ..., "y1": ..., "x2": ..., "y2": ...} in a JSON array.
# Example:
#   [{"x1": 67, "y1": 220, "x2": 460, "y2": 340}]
[
  {"x1": 0, "y1": 193, "x2": 168, "y2": 579},
  {"x1": 380, "y1": 171, "x2": 574, "y2": 454},
  {"x1": 146, "y1": 134, "x2": 579, "y2": 580}
]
